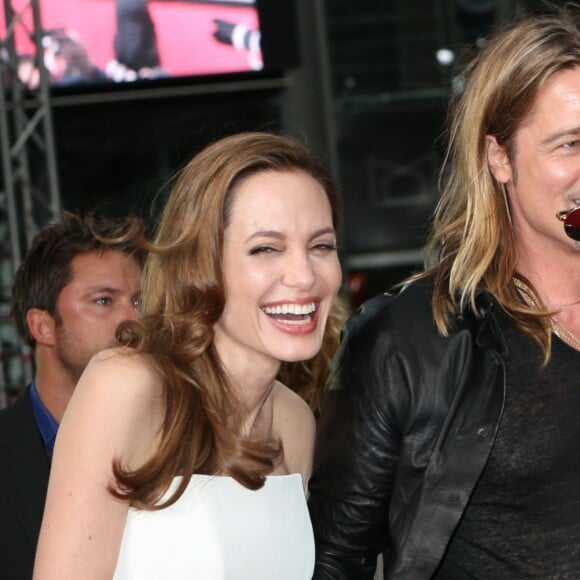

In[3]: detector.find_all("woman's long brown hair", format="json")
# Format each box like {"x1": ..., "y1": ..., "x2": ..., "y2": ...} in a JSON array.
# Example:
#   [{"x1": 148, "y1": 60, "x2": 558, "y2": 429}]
[{"x1": 111, "y1": 132, "x2": 341, "y2": 509}]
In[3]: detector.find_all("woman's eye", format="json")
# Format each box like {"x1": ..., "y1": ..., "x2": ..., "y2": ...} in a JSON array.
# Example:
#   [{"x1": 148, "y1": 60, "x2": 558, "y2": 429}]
[
  {"x1": 249, "y1": 246, "x2": 279, "y2": 255},
  {"x1": 311, "y1": 242, "x2": 338, "y2": 252}
]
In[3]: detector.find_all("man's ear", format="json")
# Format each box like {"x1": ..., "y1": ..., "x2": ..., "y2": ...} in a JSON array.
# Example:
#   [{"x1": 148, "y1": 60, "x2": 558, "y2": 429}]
[
  {"x1": 26, "y1": 308, "x2": 56, "y2": 347},
  {"x1": 486, "y1": 135, "x2": 513, "y2": 183}
]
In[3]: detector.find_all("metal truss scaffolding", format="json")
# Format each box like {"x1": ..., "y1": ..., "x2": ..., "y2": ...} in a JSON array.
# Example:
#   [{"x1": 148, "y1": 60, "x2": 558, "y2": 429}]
[{"x1": 0, "y1": 0, "x2": 61, "y2": 406}]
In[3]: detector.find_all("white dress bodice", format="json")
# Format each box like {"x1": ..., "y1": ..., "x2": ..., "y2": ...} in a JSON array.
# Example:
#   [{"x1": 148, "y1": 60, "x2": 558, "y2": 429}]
[{"x1": 112, "y1": 473, "x2": 314, "y2": 579}]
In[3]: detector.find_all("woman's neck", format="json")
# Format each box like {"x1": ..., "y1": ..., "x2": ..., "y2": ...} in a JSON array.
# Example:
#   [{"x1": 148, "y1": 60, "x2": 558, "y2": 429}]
[
  {"x1": 223, "y1": 358, "x2": 280, "y2": 437},
  {"x1": 238, "y1": 379, "x2": 277, "y2": 438}
]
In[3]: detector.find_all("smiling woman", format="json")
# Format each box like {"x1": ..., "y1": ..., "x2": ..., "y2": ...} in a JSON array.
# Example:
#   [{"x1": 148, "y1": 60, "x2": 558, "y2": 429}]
[
  {"x1": 217, "y1": 169, "x2": 341, "y2": 368},
  {"x1": 33, "y1": 132, "x2": 342, "y2": 580}
]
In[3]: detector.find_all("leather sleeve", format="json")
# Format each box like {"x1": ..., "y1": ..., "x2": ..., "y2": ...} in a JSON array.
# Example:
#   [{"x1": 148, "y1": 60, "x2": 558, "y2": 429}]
[{"x1": 308, "y1": 294, "x2": 408, "y2": 579}]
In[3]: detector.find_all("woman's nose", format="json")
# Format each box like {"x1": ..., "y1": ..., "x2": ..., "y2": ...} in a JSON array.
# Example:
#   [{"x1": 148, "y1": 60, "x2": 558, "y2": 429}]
[{"x1": 281, "y1": 252, "x2": 315, "y2": 290}]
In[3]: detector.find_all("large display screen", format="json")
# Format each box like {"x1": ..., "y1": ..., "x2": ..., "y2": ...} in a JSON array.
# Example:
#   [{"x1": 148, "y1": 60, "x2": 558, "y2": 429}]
[{"x1": 0, "y1": 0, "x2": 293, "y2": 91}]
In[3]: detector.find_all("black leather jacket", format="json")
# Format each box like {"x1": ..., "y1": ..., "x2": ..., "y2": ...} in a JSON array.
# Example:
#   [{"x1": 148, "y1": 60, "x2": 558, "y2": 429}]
[{"x1": 309, "y1": 279, "x2": 508, "y2": 579}]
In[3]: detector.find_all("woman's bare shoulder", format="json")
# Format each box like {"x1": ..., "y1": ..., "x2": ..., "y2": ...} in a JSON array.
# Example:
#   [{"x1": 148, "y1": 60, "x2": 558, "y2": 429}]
[
  {"x1": 271, "y1": 381, "x2": 315, "y2": 426},
  {"x1": 83, "y1": 347, "x2": 162, "y2": 399},
  {"x1": 61, "y1": 347, "x2": 165, "y2": 466},
  {"x1": 271, "y1": 382, "x2": 316, "y2": 484},
  {"x1": 88, "y1": 346, "x2": 157, "y2": 376}
]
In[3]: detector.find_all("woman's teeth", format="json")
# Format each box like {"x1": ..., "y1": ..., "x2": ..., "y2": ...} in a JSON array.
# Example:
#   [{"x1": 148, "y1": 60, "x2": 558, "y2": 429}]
[{"x1": 262, "y1": 302, "x2": 316, "y2": 316}]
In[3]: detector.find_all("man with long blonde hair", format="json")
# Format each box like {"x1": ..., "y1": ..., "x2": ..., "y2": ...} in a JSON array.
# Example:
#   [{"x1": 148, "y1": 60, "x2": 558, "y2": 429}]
[{"x1": 309, "y1": 4, "x2": 580, "y2": 578}]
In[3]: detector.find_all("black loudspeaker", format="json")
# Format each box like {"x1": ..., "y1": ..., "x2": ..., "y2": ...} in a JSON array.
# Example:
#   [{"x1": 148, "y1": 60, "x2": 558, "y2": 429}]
[{"x1": 336, "y1": 98, "x2": 447, "y2": 258}]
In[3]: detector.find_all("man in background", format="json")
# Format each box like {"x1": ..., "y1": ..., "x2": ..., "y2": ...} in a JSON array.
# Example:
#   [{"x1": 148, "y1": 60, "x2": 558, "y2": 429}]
[{"x1": 0, "y1": 212, "x2": 144, "y2": 580}]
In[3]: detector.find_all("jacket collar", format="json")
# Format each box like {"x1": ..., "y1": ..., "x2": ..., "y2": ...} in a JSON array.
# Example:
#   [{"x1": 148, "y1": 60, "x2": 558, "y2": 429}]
[{"x1": 473, "y1": 291, "x2": 509, "y2": 360}]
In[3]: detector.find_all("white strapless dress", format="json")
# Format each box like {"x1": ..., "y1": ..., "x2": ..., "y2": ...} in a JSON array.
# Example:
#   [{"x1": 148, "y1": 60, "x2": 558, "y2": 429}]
[{"x1": 112, "y1": 473, "x2": 314, "y2": 579}]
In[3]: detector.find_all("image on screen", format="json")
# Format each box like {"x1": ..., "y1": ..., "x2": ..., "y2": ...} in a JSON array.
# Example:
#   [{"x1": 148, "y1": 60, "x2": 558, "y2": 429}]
[{"x1": 1, "y1": 0, "x2": 263, "y2": 89}]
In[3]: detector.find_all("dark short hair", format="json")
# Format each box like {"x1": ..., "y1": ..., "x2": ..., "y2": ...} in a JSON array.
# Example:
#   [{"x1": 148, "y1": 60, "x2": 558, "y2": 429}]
[{"x1": 11, "y1": 211, "x2": 145, "y2": 347}]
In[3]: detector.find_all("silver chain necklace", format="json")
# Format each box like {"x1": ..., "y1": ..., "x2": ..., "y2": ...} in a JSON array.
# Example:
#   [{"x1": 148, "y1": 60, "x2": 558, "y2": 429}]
[
  {"x1": 513, "y1": 278, "x2": 580, "y2": 350},
  {"x1": 551, "y1": 319, "x2": 580, "y2": 350}
]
